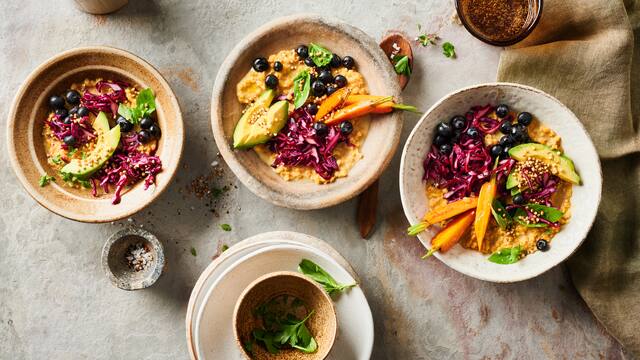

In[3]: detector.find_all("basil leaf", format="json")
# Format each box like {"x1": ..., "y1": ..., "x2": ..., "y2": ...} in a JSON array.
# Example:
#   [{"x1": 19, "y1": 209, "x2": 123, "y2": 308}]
[
  {"x1": 527, "y1": 204, "x2": 564, "y2": 222},
  {"x1": 136, "y1": 88, "x2": 156, "y2": 116},
  {"x1": 117, "y1": 103, "x2": 133, "y2": 121},
  {"x1": 442, "y1": 42, "x2": 456, "y2": 58},
  {"x1": 488, "y1": 246, "x2": 522, "y2": 264},
  {"x1": 298, "y1": 259, "x2": 356, "y2": 295},
  {"x1": 513, "y1": 208, "x2": 547, "y2": 228},
  {"x1": 293, "y1": 70, "x2": 311, "y2": 109},
  {"x1": 491, "y1": 200, "x2": 511, "y2": 228},
  {"x1": 392, "y1": 55, "x2": 411, "y2": 77},
  {"x1": 51, "y1": 154, "x2": 62, "y2": 165},
  {"x1": 252, "y1": 329, "x2": 280, "y2": 354},
  {"x1": 292, "y1": 324, "x2": 317, "y2": 353},
  {"x1": 308, "y1": 43, "x2": 333, "y2": 67}
]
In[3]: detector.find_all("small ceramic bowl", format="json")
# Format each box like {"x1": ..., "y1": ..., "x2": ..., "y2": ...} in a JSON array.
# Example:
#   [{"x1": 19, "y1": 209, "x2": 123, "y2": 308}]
[
  {"x1": 211, "y1": 14, "x2": 402, "y2": 210},
  {"x1": 7, "y1": 46, "x2": 184, "y2": 222},
  {"x1": 102, "y1": 228, "x2": 165, "y2": 290},
  {"x1": 233, "y1": 271, "x2": 337, "y2": 360},
  {"x1": 399, "y1": 83, "x2": 602, "y2": 283}
]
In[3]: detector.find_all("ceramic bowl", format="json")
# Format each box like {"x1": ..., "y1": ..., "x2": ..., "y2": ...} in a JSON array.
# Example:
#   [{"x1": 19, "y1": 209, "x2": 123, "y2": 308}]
[
  {"x1": 7, "y1": 46, "x2": 184, "y2": 222},
  {"x1": 399, "y1": 83, "x2": 602, "y2": 283},
  {"x1": 233, "y1": 271, "x2": 337, "y2": 360},
  {"x1": 102, "y1": 228, "x2": 165, "y2": 290},
  {"x1": 211, "y1": 14, "x2": 402, "y2": 209}
]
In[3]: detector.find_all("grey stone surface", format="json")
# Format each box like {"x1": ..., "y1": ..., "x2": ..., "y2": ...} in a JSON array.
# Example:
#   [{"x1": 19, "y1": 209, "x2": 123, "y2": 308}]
[{"x1": 0, "y1": 0, "x2": 631, "y2": 359}]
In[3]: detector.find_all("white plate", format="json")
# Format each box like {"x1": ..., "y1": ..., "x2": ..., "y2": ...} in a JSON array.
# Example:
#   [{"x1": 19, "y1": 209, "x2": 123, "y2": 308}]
[
  {"x1": 187, "y1": 233, "x2": 374, "y2": 359},
  {"x1": 399, "y1": 83, "x2": 602, "y2": 283}
]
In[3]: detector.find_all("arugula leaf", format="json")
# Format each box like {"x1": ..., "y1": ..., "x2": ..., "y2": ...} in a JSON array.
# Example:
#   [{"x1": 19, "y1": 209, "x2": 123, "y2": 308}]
[
  {"x1": 51, "y1": 154, "x2": 62, "y2": 165},
  {"x1": 39, "y1": 175, "x2": 55, "y2": 187},
  {"x1": 190, "y1": 247, "x2": 197, "y2": 256},
  {"x1": 488, "y1": 246, "x2": 522, "y2": 264},
  {"x1": 491, "y1": 200, "x2": 511, "y2": 228},
  {"x1": 293, "y1": 70, "x2": 311, "y2": 109},
  {"x1": 308, "y1": 43, "x2": 333, "y2": 67},
  {"x1": 298, "y1": 259, "x2": 356, "y2": 295},
  {"x1": 392, "y1": 55, "x2": 411, "y2": 77},
  {"x1": 220, "y1": 223, "x2": 232, "y2": 231},
  {"x1": 442, "y1": 42, "x2": 456, "y2": 58}
]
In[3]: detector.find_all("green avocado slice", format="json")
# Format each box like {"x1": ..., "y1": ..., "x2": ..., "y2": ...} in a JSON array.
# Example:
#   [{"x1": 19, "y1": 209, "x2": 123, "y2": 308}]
[
  {"x1": 233, "y1": 89, "x2": 289, "y2": 149},
  {"x1": 508, "y1": 143, "x2": 581, "y2": 184},
  {"x1": 61, "y1": 111, "x2": 121, "y2": 179}
]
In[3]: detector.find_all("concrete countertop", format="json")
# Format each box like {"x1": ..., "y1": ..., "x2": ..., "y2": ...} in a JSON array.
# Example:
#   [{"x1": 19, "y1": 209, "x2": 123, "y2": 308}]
[{"x1": 0, "y1": 0, "x2": 629, "y2": 359}]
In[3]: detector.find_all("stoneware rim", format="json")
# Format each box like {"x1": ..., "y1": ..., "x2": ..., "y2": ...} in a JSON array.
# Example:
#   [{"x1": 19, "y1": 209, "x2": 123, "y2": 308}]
[
  {"x1": 7, "y1": 46, "x2": 184, "y2": 222},
  {"x1": 211, "y1": 13, "x2": 402, "y2": 210},
  {"x1": 399, "y1": 82, "x2": 603, "y2": 283}
]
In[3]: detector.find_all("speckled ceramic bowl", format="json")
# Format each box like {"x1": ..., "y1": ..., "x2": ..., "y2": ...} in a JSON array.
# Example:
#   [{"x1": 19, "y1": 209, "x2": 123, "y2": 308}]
[
  {"x1": 399, "y1": 83, "x2": 602, "y2": 283},
  {"x1": 7, "y1": 46, "x2": 184, "y2": 222},
  {"x1": 211, "y1": 14, "x2": 402, "y2": 210}
]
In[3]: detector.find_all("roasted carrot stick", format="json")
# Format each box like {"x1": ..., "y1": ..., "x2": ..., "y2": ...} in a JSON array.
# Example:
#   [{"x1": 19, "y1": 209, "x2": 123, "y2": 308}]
[
  {"x1": 324, "y1": 96, "x2": 393, "y2": 125},
  {"x1": 422, "y1": 210, "x2": 475, "y2": 258},
  {"x1": 407, "y1": 197, "x2": 478, "y2": 236},
  {"x1": 315, "y1": 87, "x2": 351, "y2": 121},
  {"x1": 474, "y1": 176, "x2": 497, "y2": 251}
]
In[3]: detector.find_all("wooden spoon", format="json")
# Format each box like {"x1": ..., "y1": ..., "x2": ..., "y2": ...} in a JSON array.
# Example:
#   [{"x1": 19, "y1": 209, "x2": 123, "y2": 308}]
[{"x1": 356, "y1": 33, "x2": 413, "y2": 239}]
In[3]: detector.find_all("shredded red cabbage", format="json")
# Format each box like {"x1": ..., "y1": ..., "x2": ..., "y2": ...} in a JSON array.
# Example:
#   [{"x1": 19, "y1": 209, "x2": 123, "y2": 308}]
[
  {"x1": 468, "y1": 104, "x2": 510, "y2": 135},
  {"x1": 423, "y1": 134, "x2": 493, "y2": 201},
  {"x1": 493, "y1": 158, "x2": 516, "y2": 195},
  {"x1": 505, "y1": 204, "x2": 560, "y2": 228},
  {"x1": 269, "y1": 108, "x2": 351, "y2": 180},
  {"x1": 522, "y1": 172, "x2": 559, "y2": 206},
  {"x1": 46, "y1": 114, "x2": 96, "y2": 149},
  {"x1": 81, "y1": 80, "x2": 130, "y2": 117},
  {"x1": 91, "y1": 150, "x2": 162, "y2": 204}
]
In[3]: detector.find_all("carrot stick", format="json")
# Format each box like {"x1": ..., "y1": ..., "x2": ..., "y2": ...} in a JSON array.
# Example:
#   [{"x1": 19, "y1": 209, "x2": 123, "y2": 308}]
[
  {"x1": 407, "y1": 197, "x2": 478, "y2": 236},
  {"x1": 324, "y1": 96, "x2": 393, "y2": 125},
  {"x1": 315, "y1": 87, "x2": 351, "y2": 121},
  {"x1": 422, "y1": 210, "x2": 475, "y2": 258}
]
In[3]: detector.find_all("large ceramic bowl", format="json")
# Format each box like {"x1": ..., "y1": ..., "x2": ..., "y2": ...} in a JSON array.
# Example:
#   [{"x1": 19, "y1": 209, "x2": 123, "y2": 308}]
[
  {"x1": 399, "y1": 83, "x2": 602, "y2": 283},
  {"x1": 211, "y1": 14, "x2": 402, "y2": 209},
  {"x1": 7, "y1": 46, "x2": 183, "y2": 222}
]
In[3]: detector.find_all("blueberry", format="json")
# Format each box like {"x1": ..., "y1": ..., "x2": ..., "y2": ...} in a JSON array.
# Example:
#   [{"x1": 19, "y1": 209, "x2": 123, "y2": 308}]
[
  {"x1": 326, "y1": 86, "x2": 337, "y2": 96},
  {"x1": 311, "y1": 81, "x2": 326, "y2": 97},
  {"x1": 307, "y1": 103, "x2": 318, "y2": 115},
  {"x1": 536, "y1": 239, "x2": 549, "y2": 251},
  {"x1": 512, "y1": 193, "x2": 525, "y2": 205},
  {"x1": 517, "y1": 112, "x2": 533, "y2": 126},
  {"x1": 138, "y1": 130, "x2": 151, "y2": 143},
  {"x1": 501, "y1": 146, "x2": 511, "y2": 158},
  {"x1": 140, "y1": 117, "x2": 153, "y2": 130},
  {"x1": 49, "y1": 95, "x2": 65, "y2": 109},
  {"x1": 55, "y1": 108, "x2": 68, "y2": 118},
  {"x1": 149, "y1": 123, "x2": 161, "y2": 138},
  {"x1": 296, "y1": 45, "x2": 309, "y2": 59},
  {"x1": 273, "y1": 61, "x2": 283, "y2": 72},
  {"x1": 116, "y1": 116, "x2": 133, "y2": 132},
  {"x1": 334, "y1": 75, "x2": 347, "y2": 88},
  {"x1": 65, "y1": 90, "x2": 81, "y2": 105},
  {"x1": 439, "y1": 143, "x2": 452, "y2": 155},
  {"x1": 499, "y1": 135, "x2": 514, "y2": 147},
  {"x1": 500, "y1": 121, "x2": 512, "y2": 134},
  {"x1": 318, "y1": 70, "x2": 333, "y2": 84},
  {"x1": 450, "y1": 115, "x2": 466, "y2": 130},
  {"x1": 495, "y1": 104, "x2": 509, "y2": 118},
  {"x1": 466, "y1": 127, "x2": 480, "y2": 138},
  {"x1": 490, "y1": 144, "x2": 503, "y2": 158},
  {"x1": 63, "y1": 135, "x2": 76, "y2": 147},
  {"x1": 304, "y1": 57, "x2": 316, "y2": 67},
  {"x1": 329, "y1": 54, "x2": 341, "y2": 68},
  {"x1": 436, "y1": 122, "x2": 453, "y2": 137},
  {"x1": 313, "y1": 122, "x2": 328, "y2": 137},
  {"x1": 339, "y1": 121, "x2": 353, "y2": 135},
  {"x1": 265, "y1": 74, "x2": 279, "y2": 89},
  {"x1": 342, "y1": 56, "x2": 355, "y2": 69},
  {"x1": 511, "y1": 123, "x2": 528, "y2": 141},
  {"x1": 63, "y1": 116, "x2": 72, "y2": 125},
  {"x1": 76, "y1": 107, "x2": 90, "y2": 117},
  {"x1": 434, "y1": 135, "x2": 448, "y2": 146},
  {"x1": 252, "y1": 57, "x2": 269, "y2": 72}
]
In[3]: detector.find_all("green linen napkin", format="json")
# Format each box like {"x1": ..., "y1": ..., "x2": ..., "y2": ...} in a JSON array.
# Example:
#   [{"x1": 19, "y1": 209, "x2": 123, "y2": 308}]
[{"x1": 497, "y1": 0, "x2": 640, "y2": 355}]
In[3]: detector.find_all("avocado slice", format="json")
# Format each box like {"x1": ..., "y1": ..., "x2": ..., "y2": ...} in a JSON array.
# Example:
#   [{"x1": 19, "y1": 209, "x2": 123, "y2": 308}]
[
  {"x1": 508, "y1": 143, "x2": 581, "y2": 184},
  {"x1": 61, "y1": 111, "x2": 121, "y2": 179},
  {"x1": 233, "y1": 89, "x2": 289, "y2": 149},
  {"x1": 506, "y1": 171, "x2": 519, "y2": 189}
]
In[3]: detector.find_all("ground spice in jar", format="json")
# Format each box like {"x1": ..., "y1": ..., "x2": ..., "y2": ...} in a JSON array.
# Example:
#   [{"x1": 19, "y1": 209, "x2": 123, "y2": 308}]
[{"x1": 459, "y1": 0, "x2": 531, "y2": 43}]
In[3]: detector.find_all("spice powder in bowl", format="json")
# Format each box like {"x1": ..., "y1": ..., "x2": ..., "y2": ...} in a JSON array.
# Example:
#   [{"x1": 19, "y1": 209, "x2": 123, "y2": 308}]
[{"x1": 456, "y1": 0, "x2": 543, "y2": 46}]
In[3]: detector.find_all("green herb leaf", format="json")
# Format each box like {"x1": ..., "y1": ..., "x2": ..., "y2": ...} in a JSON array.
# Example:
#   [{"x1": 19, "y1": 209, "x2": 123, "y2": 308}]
[
  {"x1": 117, "y1": 103, "x2": 133, "y2": 121},
  {"x1": 51, "y1": 154, "x2": 62, "y2": 165},
  {"x1": 67, "y1": 147, "x2": 78, "y2": 157},
  {"x1": 136, "y1": 88, "x2": 156, "y2": 116},
  {"x1": 308, "y1": 43, "x2": 333, "y2": 67},
  {"x1": 416, "y1": 25, "x2": 438, "y2": 46},
  {"x1": 491, "y1": 200, "x2": 511, "y2": 228},
  {"x1": 392, "y1": 55, "x2": 411, "y2": 77},
  {"x1": 39, "y1": 175, "x2": 55, "y2": 187},
  {"x1": 293, "y1": 70, "x2": 311, "y2": 109},
  {"x1": 391, "y1": 103, "x2": 421, "y2": 113},
  {"x1": 291, "y1": 323, "x2": 318, "y2": 353},
  {"x1": 59, "y1": 172, "x2": 90, "y2": 188},
  {"x1": 488, "y1": 246, "x2": 522, "y2": 264},
  {"x1": 442, "y1": 42, "x2": 456, "y2": 58},
  {"x1": 81, "y1": 151, "x2": 87, "y2": 160},
  {"x1": 221, "y1": 244, "x2": 229, "y2": 252},
  {"x1": 220, "y1": 224, "x2": 232, "y2": 231},
  {"x1": 190, "y1": 247, "x2": 197, "y2": 256},
  {"x1": 243, "y1": 339, "x2": 254, "y2": 356},
  {"x1": 252, "y1": 329, "x2": 280, "y2": 354},
  {"x1": 527, "y1": 204, "x2": 564, "y2": 222},
  {"x1": 298, "y1": 259, "x2": 356, "y2": 295}
]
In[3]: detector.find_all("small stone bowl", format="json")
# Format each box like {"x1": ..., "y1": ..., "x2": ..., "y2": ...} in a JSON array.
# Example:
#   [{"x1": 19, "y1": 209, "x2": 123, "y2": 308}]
[
  {"x1": 101, "y1": 228, "x2": 165, "y2": 290},
  {"x1": 233, "y1": 271, "x2": 337, "y2": 360}
]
